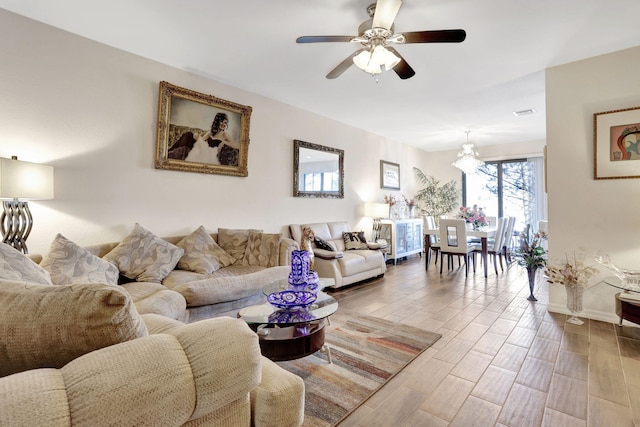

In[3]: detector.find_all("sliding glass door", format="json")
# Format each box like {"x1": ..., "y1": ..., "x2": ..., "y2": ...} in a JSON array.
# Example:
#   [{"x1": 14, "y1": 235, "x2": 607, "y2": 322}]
[{"x1": 462, "y1": 157, "x2": 545, "y2": 235}]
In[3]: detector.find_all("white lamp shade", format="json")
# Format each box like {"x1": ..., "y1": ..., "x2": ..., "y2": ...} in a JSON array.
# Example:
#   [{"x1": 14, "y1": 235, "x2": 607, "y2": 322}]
[
  {"x1": 365, "y1": 202, "x2": 389, "y2": 218},
  {"x1": 0, "y1": 157, "x2": 54, "y2": 200}
]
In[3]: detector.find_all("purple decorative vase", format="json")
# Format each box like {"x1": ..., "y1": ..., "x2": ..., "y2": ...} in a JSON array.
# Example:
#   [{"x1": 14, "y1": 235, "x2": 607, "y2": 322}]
[{"x1": 289, "y1": 250, "x2": 310, "y2": 285}]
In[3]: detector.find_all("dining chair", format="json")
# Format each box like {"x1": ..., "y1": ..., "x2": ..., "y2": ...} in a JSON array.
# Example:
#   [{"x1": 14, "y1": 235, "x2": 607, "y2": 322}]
[
  {"x1": 424, "y1": 216, "x2": 440, "y2": 270},
  {"x1": 478, "y1": 216, "x2": 506, "y2": 275},
  {"x1": 503, "y1": 216, "x2": 516, "y2": 265},
  {"x1": 438, "y1": 219, "x2": 480, "y2": 277}
]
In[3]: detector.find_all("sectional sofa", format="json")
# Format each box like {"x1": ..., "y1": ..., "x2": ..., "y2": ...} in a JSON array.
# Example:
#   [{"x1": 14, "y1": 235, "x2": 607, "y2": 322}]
[{"x1": 0, "y1": 224, "x2": 305, "y2": 426}]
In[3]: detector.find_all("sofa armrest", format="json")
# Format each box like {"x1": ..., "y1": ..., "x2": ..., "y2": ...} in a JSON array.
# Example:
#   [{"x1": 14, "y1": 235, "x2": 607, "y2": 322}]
[
  {"x1": 367, "y1": 242, "x2": 384, "y2": 250},
  {"x1": 155, "y1": 316, "x2": 262, "y2": 420},
  {"x1": 279, "y1": 237, "x2": 299, "y2": 266},
  {"x1": 141, "y1": 313, "x2": 185, "y2": 334},
  {"x1": 313, "y1": 248, "x2": 344, "y2": 259},
  {"x1": 0, "y1": 317, "x2": 262, "y2": 426}
]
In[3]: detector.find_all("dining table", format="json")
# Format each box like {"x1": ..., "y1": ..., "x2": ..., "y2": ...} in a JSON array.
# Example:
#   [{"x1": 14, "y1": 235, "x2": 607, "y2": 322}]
[{"x1": 424, "y1": 226, "x2": 497, "y2": 278}]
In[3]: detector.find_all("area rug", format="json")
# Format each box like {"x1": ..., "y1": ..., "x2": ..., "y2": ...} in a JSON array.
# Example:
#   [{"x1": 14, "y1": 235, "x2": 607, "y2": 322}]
[{"x1": 277, "y1": 311, "x2": 441, "y2": 427}]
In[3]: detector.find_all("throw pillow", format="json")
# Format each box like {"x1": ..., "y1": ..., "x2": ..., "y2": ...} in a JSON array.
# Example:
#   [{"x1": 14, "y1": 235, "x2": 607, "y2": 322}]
[
  {"x1": 40, "y1": 234, "x2": 119, "y2": 286},
  {"x1": 176, "y1": 226, "x2": 236, "y2": 274},
  {"x1": 0, "y1": 280, "x2": 148, "y2": 377},
  {"x1": 342, "y1": 231, "x2": 368, "y2": 250},
  {"x1": 0, "y1": 243, "x2": 52, "y2": 285},
  {"x1": 242, "y1": 231, "x2": 281, "y2": 267},
  {"x1": 217, "y1": 228, "x2": 262, "y2": 264},
  {"x1": 314, "y1": 236, "x2": 334, "y2": 251},
  {"x1": 103, "y1": 223, "x2": 184, "y2": 283}
]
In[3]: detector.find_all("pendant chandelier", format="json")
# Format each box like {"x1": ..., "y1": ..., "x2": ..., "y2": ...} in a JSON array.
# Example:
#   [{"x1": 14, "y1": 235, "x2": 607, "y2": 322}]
[{"x1": 452, "y1": 131, "x2": 484, "y2": 175}]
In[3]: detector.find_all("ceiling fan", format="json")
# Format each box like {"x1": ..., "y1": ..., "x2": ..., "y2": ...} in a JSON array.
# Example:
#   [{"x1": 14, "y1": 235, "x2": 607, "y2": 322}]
[{"x1": 296, "y1": 0, "x2": 466, "y2": 80}]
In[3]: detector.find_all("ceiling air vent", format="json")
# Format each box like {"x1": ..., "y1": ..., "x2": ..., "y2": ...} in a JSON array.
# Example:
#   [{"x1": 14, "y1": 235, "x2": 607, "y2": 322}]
[{"x1": 513, "y1": 108, "x2": 536, "y2": 117}]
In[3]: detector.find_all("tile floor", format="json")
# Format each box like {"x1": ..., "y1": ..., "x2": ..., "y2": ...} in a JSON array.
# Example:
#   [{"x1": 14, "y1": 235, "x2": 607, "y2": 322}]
[{"x1": 329, "y1": 256, "x2": 640, "y2": 427}]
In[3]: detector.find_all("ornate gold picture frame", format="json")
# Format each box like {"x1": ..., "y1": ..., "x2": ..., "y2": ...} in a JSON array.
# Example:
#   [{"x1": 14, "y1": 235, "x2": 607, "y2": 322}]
[{"x1": 155, "y1": 81, "x2": 252, "y2": 176}]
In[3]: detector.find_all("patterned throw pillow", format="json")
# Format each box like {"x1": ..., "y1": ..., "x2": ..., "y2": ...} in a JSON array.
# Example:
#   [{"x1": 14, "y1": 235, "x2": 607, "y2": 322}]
[
  {"x1": 0, "y1": 280, "x2": 147, "y2": 377},
  {"x1": 314, "y1": 236, "x2": 334, "y2": 251},
  {"x1": 217, "y1": 228, "x2": 262, "y2": 265},
  {"x1": 342, "y1": 231, "x2": 368, "y2": 250},
  {"x1": 0, "y1": 243, "x2": 52, "y2": 285},
  {"x1": 40, "y1": 234, "x2": 119, "y2": 286},
  {"x1": 176, "y1": 226, "x2": 236, "y2": 274},
  {"x1": 103, "y1": 223, "x2": 184, "y2": 283},
  {"x1": 242, "y1": 231, "x2": 281, "y2": 267}
]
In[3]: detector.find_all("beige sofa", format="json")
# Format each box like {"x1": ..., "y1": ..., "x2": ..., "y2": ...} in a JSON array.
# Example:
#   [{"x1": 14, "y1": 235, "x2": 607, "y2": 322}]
[
  {"x1": 0, "y1": 279, "x2": 304, "y2": 427},
  {"x1": 289, "y1": 222, "x2": 386, "y2": 289},
  {"x1": 29, "y1": 226, "x2": 299, "y2": 322}
]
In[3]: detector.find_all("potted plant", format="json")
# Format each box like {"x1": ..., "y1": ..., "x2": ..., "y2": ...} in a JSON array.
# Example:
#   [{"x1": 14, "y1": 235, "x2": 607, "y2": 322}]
[
  {"x1": 514, "y1": 228, "x2": 548, "y2": 301},
  {"x1": 412, "y1": 167, "x2": 458, "y2": 225}
]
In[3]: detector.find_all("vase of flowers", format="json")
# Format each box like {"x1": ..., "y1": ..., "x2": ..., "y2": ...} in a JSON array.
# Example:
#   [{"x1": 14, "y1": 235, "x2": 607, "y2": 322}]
[
  {"x1": 456, "y1": 206, "x2": 488, "y2": 230},
  {"x1": 546, "y1": 251, "x2": 598, "y2": 325},
  {"x1": 514, "y1": 229, "x2": 547, "y2": 301}
]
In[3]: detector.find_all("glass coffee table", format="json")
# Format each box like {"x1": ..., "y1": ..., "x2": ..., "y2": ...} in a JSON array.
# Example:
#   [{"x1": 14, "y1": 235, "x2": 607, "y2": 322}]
[{"x1": 237, "y1": 278, "x2": 338, "y2": 362}]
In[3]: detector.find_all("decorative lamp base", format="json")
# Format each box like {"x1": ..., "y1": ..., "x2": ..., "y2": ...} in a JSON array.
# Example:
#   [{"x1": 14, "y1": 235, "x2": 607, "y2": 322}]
[{"x1": 0, "y1": 200, "x2": 33, "y2": 254}]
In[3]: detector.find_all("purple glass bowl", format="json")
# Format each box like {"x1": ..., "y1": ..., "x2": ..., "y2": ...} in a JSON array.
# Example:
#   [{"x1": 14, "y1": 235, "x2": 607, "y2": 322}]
[
  {"x1": 267, "y1": 290, "x2": 317, "y2": 309},
  {"x1": 268, "y1": 309, "x2": 315, "y2": 323}
]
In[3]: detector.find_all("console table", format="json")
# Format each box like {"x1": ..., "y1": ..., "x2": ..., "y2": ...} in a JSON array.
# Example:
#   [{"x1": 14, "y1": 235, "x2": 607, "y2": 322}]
[{"x1": 379, "y1": 218, "x2": 423, "y2": 264}]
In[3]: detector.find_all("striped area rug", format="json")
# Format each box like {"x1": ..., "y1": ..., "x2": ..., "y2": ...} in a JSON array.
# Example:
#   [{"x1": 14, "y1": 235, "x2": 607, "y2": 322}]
[{"x1": 277, "y1": 311, "x2": 441, "y2": 426}]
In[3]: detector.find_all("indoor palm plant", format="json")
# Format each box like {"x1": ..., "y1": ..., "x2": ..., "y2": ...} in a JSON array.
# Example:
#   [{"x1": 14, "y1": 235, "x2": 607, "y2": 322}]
[{"x1": 413, "y1": 167, "x2": 458, "y2": 225}]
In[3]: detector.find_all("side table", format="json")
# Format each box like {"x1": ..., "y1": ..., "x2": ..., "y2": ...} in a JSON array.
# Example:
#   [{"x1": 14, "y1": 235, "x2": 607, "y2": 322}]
[{"x1": 615, "y1": 293, "x2": 640, "y2": 326}]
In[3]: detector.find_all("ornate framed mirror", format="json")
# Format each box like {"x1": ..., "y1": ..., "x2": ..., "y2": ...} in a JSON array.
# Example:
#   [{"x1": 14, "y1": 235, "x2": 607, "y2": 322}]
[{"x1": 293, "y1": 140, "x2": 344, "y2": 198}]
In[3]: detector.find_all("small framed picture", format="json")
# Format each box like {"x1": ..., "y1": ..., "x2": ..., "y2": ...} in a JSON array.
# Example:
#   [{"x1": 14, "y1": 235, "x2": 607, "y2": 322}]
[
  {"x1": 380, "y1": 160, "x2": 400, "y2": 190},
  {"x1": 594, "y1": 106, "x2": 640, "y2": 180},
  {"x1": 155, "y1": 81, "x2": 252, "y2": 177}
]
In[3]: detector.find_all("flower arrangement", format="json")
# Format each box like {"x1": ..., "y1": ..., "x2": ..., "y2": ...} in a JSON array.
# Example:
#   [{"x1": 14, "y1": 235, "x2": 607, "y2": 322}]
[
  {"x1": 383, "y1": 194, "x2": 396, "y2": 206},
  {"x1": 455, "y1": 206, "x2": 488, "y2": 228},
  {"x1": 404, "y1": 195, "x2": 415, "y2": 209},
  {"x1": 546, "y1": 251, "x2": 598, "y2": 288},
  {"x1": 514, "y1": 229, "x2": 548, "y2": 269}
]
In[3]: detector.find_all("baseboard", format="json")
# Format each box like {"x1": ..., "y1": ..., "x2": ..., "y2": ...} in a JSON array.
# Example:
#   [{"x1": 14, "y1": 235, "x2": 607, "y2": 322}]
[{"x1": 547, "y1": 303, "x2": 640, "y2": 327}]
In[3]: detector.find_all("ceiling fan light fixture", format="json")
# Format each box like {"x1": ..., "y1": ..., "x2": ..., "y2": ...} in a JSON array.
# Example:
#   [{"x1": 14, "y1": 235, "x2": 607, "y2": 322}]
[
  {"x1": 353, "y1": 45, "x2": 399, "y2": 74},
  {"x1": 373, "y1": 45, "x2": 400, "y2": 70},
  {"x1": 353, "y1": 49, "x2": 382, "y2": 74}
]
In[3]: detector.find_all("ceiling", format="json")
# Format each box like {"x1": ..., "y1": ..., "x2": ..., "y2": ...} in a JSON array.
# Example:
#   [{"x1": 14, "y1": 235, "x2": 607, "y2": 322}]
[{"x1": 2, "y1": 0, "x2": 640, "y2": 152}]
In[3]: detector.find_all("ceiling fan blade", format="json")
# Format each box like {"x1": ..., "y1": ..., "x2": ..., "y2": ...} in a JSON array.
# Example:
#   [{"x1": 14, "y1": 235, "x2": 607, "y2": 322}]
[
  {"x1": 401, "y1": 29, "x2": 466, "y2": 44},
  {"x1": 386, "y1": 47, "x2": 415, "y2": 79},
  {"x1": 296, "y1": 35, "x2": 354, "y2": 43},
  {"x1": 326, "y1": 49, "x2": 364, "y2": 79},
  {"x1": 372, "y1": 0, "x2": 402, "y2": 30}
]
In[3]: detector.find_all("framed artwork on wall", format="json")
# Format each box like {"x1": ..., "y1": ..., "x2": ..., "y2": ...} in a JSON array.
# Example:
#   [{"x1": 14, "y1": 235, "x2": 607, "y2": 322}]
[
  {"x1": 155, "y1": 81, "x2": 252, "y2": 176},
  {"x1": 380, "y1": 160, "x2": 400, "y2": 190},
  {"x1": 594, "y1": 106, "x2": 640, "y2": 180}
]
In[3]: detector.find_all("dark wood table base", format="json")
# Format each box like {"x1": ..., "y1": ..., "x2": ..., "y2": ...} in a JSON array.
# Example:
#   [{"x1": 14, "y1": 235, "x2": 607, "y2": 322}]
[
  {"x1": 248, "y1": 320, "x2": 329, "y2": 362},
  {"x1": 615, "y1": 293, "x2": 640, "y2": 325}
]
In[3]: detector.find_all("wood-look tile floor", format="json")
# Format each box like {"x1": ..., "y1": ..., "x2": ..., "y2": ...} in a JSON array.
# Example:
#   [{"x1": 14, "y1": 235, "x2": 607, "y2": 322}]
[{"x1": 329, "y1": 256, "x2": 640, "y2": 427}]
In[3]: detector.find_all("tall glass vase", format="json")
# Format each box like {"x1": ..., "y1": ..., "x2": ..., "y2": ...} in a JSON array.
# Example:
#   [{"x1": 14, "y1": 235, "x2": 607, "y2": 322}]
[
  {"x1": 565, "y1": 280, "x2": 585, "y2": 325},
  {"x1": 526, "y1": 266, "x2": 538, "y2": 301}
]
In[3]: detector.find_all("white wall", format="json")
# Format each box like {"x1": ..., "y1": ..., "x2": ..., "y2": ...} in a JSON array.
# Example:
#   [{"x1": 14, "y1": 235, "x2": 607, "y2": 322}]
[
  {"x1": 0, "y1": 9, "x2": 434, "y2": 255},
  {"x1": 546, "y1": 45, "x2": 640, "y2": 323}
]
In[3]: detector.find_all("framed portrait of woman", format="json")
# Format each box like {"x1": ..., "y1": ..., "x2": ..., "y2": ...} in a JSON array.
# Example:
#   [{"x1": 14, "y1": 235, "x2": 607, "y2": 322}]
[{"x1": 155, "y1": 81, "x2": 252, "y2": 176}]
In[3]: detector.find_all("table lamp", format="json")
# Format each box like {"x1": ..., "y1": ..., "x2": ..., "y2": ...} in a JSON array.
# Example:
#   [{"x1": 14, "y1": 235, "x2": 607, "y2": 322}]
[
  {"x1": 0, "y1": 156, "x2": 54, "y2": 253},
  {"x1": 364, "y1": 202, "x2": 389, "y2": 241}
]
